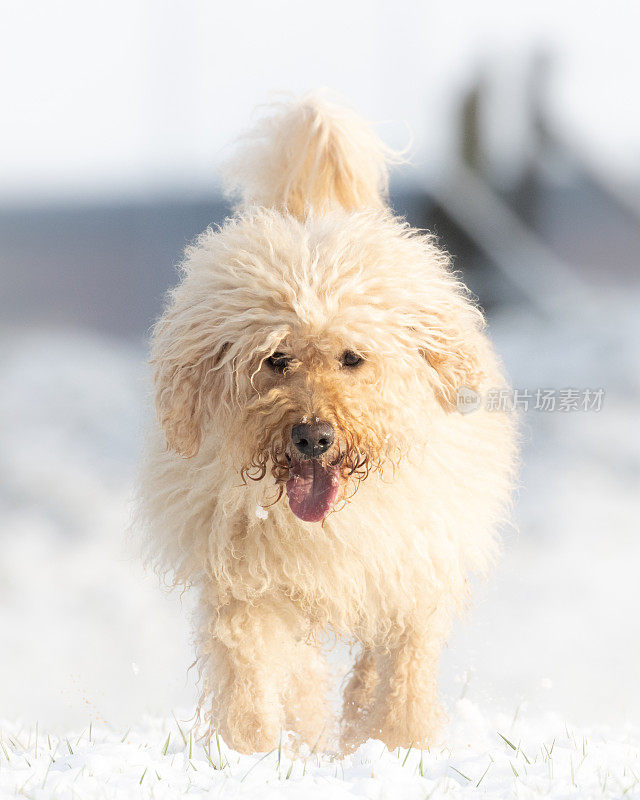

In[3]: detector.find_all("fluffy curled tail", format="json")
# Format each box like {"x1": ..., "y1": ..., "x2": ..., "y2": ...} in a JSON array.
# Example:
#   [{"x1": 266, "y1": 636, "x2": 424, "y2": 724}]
[{"x1": 223, "y1": 93, "x2": 398, "y2": 218}]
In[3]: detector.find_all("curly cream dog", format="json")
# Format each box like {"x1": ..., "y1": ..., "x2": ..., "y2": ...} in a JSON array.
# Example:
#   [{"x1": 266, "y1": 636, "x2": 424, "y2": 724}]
[{"x1": 138, "y1": 95, "x2": 517, "y2": 754}]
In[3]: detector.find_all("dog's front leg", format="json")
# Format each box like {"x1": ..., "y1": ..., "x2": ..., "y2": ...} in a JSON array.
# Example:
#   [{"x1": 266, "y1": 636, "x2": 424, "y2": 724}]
[
  {"x1": 201, "y1": 596, "x2": 295, "y2": 754},
  {"x1": 340, "y1": 647, "x2": 378, "y2": 752},
  {"x1": 367, "y1": 609, "x2": 451, "y2": 750}
]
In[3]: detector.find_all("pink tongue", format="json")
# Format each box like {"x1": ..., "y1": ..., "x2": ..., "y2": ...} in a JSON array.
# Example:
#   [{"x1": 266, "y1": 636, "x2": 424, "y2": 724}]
[{"x1": 286, "y1": 458, "x2": 340, "y2": 522}]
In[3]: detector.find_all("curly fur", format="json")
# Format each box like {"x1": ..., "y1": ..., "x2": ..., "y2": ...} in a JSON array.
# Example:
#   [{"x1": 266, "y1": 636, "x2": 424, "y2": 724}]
[{"x1": 136, "y1": 93, "x2": 517, "y2": 754}]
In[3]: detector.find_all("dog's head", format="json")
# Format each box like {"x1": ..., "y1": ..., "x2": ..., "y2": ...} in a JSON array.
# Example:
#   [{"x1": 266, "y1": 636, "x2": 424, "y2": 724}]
[{"x1": 152, "y1": 208, "x2": 486, "y2": 522}]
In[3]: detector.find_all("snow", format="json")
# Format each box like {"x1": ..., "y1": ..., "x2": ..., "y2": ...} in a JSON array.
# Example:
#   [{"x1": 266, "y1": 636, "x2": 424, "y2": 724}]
[
  {"x1": 1, "y1": 702, "x2": 639, "y2": 798},
  {"x1": 0, "y1": 329, "x2": 195, "y2": 729},
  {"x1": 0, "y1": 287, "x2": 639, "y2": 797}
]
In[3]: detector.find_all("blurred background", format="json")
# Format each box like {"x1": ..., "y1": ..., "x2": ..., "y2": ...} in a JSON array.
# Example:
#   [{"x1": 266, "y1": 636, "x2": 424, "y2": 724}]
[{"x1": 1, "y1": 0, "x2": 638, "y2": 733}]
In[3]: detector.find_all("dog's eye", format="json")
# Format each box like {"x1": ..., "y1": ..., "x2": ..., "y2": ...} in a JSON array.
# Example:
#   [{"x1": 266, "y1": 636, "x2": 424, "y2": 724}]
[
  {"x1": 266, "y1": 352, "x2": 291, "y2": 373},
  {"x1": 341, "y1": 350, "x2": 363, "y2": 368}
]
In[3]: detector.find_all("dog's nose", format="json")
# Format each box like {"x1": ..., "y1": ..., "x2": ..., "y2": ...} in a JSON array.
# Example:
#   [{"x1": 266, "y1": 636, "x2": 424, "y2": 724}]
[{"x1": 291, "y1": 421, "x2": 335, "y2": 459}]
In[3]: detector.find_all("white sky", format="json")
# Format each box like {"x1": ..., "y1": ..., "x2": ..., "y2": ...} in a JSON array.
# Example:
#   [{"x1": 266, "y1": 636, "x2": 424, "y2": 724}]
[{"x1": 1, "y1": 0, "x2": 640, "y2": 201}]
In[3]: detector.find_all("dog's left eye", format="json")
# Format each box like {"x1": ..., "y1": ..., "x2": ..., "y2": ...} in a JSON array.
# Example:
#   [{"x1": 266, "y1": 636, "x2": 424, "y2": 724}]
[
  {"x1": 341, "y1": 350, "x2": 363, "y2": 368},
  {"x1": 266, "y1": 352, "x2": 291, "y2": 373}
]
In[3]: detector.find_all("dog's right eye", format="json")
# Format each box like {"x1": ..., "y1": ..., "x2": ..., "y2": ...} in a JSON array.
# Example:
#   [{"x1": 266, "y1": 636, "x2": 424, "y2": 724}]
[{"x1": 266, "y1": 352, "x2": 291, "y2": 373}]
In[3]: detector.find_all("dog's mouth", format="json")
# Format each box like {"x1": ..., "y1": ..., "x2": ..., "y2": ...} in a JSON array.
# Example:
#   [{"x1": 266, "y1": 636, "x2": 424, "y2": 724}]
[{"x1": 285, "y1": 453, "x2": 341, "y2": 523}]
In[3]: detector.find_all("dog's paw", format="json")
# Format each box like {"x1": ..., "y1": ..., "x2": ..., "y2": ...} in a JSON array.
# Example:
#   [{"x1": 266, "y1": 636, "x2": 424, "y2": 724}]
[
  {"x1": 368, "y1": 701, "x2": 446, "y2": 751},
  {"x1": 221, "y1": 713, "x2": 282, "y2": 755},
  {"x1": 339, "y1": 701, "x2": 375, "y2": 753}
]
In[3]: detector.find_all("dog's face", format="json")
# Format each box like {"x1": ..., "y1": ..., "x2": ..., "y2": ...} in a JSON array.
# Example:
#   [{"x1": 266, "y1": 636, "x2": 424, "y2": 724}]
[
  {"x1": 153, "y1": 209, "x2": 485, "y2": 522},
  {"x1": 237, "y1": 332, "x2": 403, "y2": 522}
]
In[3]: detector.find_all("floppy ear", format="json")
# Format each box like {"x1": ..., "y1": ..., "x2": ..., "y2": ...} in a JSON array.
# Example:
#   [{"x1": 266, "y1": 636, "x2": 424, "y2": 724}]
[
  {"x1": 421, "y1": 340, "x2": 485, "y2": 411},
  {"x1": 151, "y1": 307, "x2": 229, "y2": 458},
  {"x1": 415, "y1": 296, "x2": 487, "y2": 411},
  {"x1": 154, "y1": 355, "x2": 213, "y2": 458}
]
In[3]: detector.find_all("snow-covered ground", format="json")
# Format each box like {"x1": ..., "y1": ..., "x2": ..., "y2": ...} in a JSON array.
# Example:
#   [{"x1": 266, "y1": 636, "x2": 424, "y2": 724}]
[
  {"x1": 1, "y1": 289, "x2": 639, "y2": 797},
  {"x1": 1, "y1": 702, "x2": 639, "y2": 799}
]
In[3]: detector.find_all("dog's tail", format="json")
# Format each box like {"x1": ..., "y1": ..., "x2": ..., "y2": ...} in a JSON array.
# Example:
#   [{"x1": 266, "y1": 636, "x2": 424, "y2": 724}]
[{"x1": 223, "y1": 92, "x2": 399, "y2": 218}]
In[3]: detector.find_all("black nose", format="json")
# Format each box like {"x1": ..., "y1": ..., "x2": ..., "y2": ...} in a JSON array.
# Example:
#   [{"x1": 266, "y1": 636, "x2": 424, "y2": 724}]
[{"x1": 291, "y1": 421, "x2": 335, "y2": 459}]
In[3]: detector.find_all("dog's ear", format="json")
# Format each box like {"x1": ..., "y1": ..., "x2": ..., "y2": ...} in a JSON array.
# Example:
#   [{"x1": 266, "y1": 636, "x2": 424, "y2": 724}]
[
  {"x1": 421, "y1": 340, "x2": 485, "y2": 411},
  {"x1": 152, "y1": 307, "x2": 230, "y2": 458},
  {"x1": 414, "y1": 296, "x2": 487, "y2": 411},
  {"x1": 153, "y1": 353, "x2": 218, "y2": 458}
]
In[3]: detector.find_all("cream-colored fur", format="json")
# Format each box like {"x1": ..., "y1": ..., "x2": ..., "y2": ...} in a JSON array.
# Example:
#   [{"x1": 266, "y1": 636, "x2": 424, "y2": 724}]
[{"x1": 137, "y1": 93, "x2": 517, "y2": 755}]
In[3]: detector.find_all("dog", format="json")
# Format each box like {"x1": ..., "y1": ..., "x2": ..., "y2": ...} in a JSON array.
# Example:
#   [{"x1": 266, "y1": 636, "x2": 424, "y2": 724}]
[{"x1": 137, "y1": 94, "x2": 517, "y2": 755}]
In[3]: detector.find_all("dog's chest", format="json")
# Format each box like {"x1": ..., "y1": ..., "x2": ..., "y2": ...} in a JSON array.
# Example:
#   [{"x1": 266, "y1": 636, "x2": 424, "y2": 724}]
[{"x1": 245, "y1": 514, "x2": 422, "y2": 631}]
